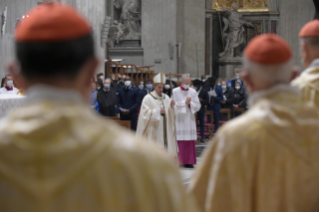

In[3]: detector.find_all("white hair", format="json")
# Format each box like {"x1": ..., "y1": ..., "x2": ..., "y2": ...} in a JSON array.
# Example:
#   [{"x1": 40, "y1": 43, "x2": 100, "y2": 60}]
[
  {"x1": 182, "y1": 74, "x2": 190, "y2": 82},
  {"x1": 300, "y1": 37, "x2": 319, "y2": 47},
  {"x1": 242, "y1": 55, "x2": 294, "y2": 85},
  {"x1": 105, "y1": 78, "x2": 111, "y2": 84}
]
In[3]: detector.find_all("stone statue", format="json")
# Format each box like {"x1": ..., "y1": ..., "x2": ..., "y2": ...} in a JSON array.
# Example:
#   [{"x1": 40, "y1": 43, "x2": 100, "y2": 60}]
[
  {"x1": 1, "y1": 7, "x2": 7, "y2": 37},
  {"x1": 216, "y1": 2, "x2": 254, "y2": 58},
  {"x1": 113, "y1": 0, "x2": 141, "y2": 39},
  {"x1": 109, "y1": 20, "x2": 127, "y2": 43}
]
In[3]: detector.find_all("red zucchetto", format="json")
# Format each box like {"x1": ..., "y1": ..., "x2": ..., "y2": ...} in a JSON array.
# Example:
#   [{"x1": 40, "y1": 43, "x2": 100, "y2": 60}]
[
  {"x1": 15, "y1": 2, "x2": 91, "y2": 42},
  {"x1": 244, "y1": 34, "x2": 292, "y2": 65},
  {"x1": 299, "y1": 20, "x2": 319, "y2": 37}
]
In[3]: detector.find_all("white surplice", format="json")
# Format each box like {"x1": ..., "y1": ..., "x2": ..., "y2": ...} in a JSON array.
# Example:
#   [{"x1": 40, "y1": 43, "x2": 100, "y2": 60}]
[
  {"x1": 172, "y1": 87, "x2": 201, "y2": 141},
  {"x1": 137, "y1": 91, "x2": 178, "y2": 157},
  {"x1": 0, "y1": 87, "x2": 19, "y2": 95}
]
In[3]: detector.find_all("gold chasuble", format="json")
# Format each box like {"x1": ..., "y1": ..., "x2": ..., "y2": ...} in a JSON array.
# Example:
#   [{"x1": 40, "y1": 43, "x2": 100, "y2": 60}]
[
  {"x1": 137, "y1": 91, "x2": 178, "y2": 158},
  {"x1": 292, "y1": 59, "x2": 319, "y2": 107},
  {"x1": 189, "y1": 85, "x2": 319, "y2": 212},
  {"x1": 0, "y1": 86, "x2": 199, "y2": 212}
]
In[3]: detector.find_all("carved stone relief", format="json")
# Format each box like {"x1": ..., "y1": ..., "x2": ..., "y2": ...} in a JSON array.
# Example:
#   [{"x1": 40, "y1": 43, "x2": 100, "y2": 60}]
[{"x1": 113, "y1": 0, "x2": 141, "y2": 40}]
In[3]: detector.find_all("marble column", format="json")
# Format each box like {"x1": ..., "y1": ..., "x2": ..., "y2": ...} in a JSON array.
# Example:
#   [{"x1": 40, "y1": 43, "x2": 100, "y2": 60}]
[{"x1": 178, "y1": 0, "x2": 206, "y2": 78}]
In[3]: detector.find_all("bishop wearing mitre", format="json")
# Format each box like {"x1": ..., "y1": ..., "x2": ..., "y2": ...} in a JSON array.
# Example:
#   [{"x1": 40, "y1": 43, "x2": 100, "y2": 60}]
[{"x1": 137, "y1": 73, "x2": 178, "y2": 158}]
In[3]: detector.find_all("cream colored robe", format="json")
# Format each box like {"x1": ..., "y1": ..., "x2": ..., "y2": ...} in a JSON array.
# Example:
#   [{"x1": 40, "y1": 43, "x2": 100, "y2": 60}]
[
  {"x1": 189, "y1": 84, "x2": 319, "y2": 212},
  {"x1": 292, "y1": 58, "x2": 319, "y2": 107},
  {"x1": 0, "y1": 86, "x2": 199, "y2": 212},
  {"x1": 137, "y1": 91, "x2": 178, "y2": 157}
]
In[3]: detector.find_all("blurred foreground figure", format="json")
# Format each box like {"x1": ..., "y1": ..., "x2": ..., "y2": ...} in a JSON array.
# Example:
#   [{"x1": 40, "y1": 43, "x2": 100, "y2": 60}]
[
  {"x1": 137, "y1": 73, "x2": 177, "y2": 159},
  {"x1": 0, "y1": 3, "x2": 199, "y2": 212},
  {"x1": 189, "y1": 34, "x2": 319, "y2": 212},
  {"x1": 292, "y1": 20, "x2": 319, "y2": 107}
]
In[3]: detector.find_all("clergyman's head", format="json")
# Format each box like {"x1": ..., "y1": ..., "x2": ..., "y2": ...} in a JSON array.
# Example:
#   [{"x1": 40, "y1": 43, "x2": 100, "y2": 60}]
[
  {"x1": 299, "y1": 20, "x2": 319, "y2": 69},
  {"x1": 241, "y1": 34, "x2": 298, "y2": 94},
  {"x1": 154, "y1": 84, "x2": 164, "y2": 96}
]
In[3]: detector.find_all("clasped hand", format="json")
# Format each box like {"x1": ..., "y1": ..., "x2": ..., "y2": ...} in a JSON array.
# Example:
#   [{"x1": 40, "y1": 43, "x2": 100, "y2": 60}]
[
  {"x1": 160, "y1": 108, "x2": 165, "y2": 115},
  {"x1": 185, "y1": 97, "x2": 192, "y2": 105},
  {"x1": 170, "y1": 100, "x2": 175, "y2": 107}
]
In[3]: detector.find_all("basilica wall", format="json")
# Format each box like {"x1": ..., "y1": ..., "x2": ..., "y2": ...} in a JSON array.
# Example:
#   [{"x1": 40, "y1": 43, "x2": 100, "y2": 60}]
[
  {"x1": 178, "y1": 0, "x2": 206, "y2": 78},
  {"x1": 0, "y1": 0, "x2": 106, "y2": 79},
  {"x1": 142, "y1": 0, "x2": 178, "y2": 75},
  {"x1": 60, "y1": 0, "x2": 106, "y2": 75},
  {"x1": 108, "y1": 0, "x2": 206, "y2": 78},
  {"x1": 0, "y1": 0, "x2": 39, "y2": 79},
  {"x1": 0, "y1": 0, "x2": 316, "y2": 80},
  {"x1": 277, "y1": 0, "x2": 314, "y2": 68}
]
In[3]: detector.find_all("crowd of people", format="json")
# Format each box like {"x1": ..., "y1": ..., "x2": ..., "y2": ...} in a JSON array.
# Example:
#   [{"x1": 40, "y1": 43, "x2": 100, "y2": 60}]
[
  {"x1": 90, "y1": 72, "x2": 249, "y2": 143},
  {"x1": 3, "y1": 2, "x2": 319, "y2": 212}
]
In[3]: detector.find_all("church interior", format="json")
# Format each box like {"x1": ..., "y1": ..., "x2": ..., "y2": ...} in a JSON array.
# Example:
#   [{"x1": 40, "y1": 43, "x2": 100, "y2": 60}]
[{"x1": 0, "y1": 0, "x2": 319, "y2": 211}]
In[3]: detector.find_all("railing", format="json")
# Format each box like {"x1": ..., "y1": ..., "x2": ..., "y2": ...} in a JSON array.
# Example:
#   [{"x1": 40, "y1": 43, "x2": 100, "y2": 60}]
[{"x1": 106, "y1": 60, "x2": 156, "y2": 84}]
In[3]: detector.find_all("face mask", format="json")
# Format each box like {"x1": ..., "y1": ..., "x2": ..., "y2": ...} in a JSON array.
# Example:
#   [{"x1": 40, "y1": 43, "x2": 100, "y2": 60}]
[
  {"x1": 202, "y1": 79, "x2": 206, "y2": 82},
  {"x1": 227, "y1": 84, "x2": 231, "y2": 88},
  {"x1": 222, "y1": 85, "x2": 226, "y2": 90},
  {"x1": 99, "y1": 76, "x2": 104, "y2": 80},
  {"x1": 97, "y1": 87, "x2": 101, "y2": 90},
  {"x1": 125, "y1": 81, "x2": 131, "y2": 87},
  {"x1": 194, "y1": 87, "x2": 198, "y2": 91},
  {"x1": 139, "y1": 85, "x2": 144, "y2": 90},
  {"x1": 6, "y1": 80, "x2": 13, "y2": 88},
  {"x1": 164, "y1": 85, "x2": 170, "y2": 89},
  {"x1": 104, "y1": 84, "x2": 110, "y2": 89},
  {"x1": 182, "y1": 84, "x2": 190, "y2": 89},
  {"x1": 235, "y1": 76, "x2": 239, "y2": 79},
  {"x1": 235, "y1": 86, "x2": 240, "y2": 90},
  {"x1": 147, "y1": 84, "x2": 153, "y2": 90},
  {"x1": 217, "y1": 83, "x2": 221, "y2": 86}
]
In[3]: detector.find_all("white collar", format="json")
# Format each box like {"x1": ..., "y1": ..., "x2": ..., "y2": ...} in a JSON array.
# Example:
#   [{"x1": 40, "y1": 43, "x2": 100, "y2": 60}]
[
  {"x1": 24, "y1": 85, "x2": 84, "y2": 105},
  {"x1": 151, "y1": 90, "x2": 164, "y2": 99},
  {"x1": 248, "y1": 84, "x2": 300, "y2": 106}
]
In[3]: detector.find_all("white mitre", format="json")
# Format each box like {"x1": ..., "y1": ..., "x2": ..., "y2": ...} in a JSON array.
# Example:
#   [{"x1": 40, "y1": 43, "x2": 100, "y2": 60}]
[{"x1": 153, "y1": 73, "x2": 166, "y2": 86}]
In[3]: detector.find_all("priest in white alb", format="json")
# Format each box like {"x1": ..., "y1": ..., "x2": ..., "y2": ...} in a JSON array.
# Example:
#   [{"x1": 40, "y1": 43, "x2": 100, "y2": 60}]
[
  {"x1": 172, "y1": 74, "x2": 201, "y2": 168},
  {"x1": 0, "y1": 74, "x2": 19, "y2": 95},
  {"x1": 137, "y1": 73, "x2": 178, "y2": 159}
]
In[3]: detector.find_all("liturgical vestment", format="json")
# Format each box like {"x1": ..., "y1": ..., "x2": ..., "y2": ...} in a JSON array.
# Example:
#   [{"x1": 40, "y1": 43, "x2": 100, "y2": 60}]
[
  {"x1": 0, "y1": 86, "x2": 200, "y2": 212},
  {"x1": 292, "y1": 58, "x2": 319, "y2": 107},
  {"x1": 189, "y1": 84, "x2": 319, "y2": 212},
  {"x1": 172, "y1": 86, "x2": 201, "y2": 165},
  {"x1": 137, "y1": 91, "x2": 177, "y2": 158}
]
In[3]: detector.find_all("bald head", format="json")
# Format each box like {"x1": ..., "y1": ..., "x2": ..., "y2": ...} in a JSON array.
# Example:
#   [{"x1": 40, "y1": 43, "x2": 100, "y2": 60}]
[{"x1": 104, "y1": 79, "x2": 111, "y2": 84}]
